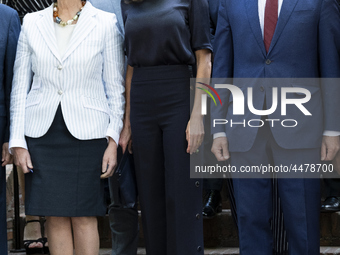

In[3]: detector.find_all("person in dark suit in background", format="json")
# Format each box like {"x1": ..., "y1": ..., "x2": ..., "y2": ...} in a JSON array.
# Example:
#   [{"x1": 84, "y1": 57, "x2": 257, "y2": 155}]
[
  {"x1": 202, "y1": 0, "x2": 224, "y2": 219},
  {"x1": 0, "y1": 3, "x2": 20, "y2": 254},
  {"x1": 3, "y1": 0, "x2": 53, "y2": 21},
  {"x1": 89, "y1": 0, "x2": 139, "y2": 254},
  {"x1": 322, "y1": 0, "x2": 340, "y2": 213},
  {"x1": 211, "y1": 0, "x2": 340, "y2": 254}
]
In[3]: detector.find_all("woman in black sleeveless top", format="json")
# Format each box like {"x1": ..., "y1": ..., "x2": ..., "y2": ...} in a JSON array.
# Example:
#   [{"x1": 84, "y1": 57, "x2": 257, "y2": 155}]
[{"x1": 121, "y1": 0, "x2": 212, "y2": 254}]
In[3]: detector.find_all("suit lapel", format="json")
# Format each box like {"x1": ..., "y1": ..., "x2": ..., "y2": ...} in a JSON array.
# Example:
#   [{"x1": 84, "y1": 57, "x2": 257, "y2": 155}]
[
  {"x1": 62, "y1": 2, "x2": 98, "y2": 61},
  {"x1": 36, "y1": 5, "x2": 62, "y2": 63},
  {"x1": 267, "y1": 0, "x2": 299, "y2": 54},
  {"x1": 245, "y1": 0, "x2": 266, "y2": 57}
]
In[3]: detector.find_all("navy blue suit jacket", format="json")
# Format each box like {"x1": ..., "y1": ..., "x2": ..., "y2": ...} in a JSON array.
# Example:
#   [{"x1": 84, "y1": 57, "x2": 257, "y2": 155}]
[
  {"x1": 0, "y1": 4, "x2": 20, "y2": 255},
  {"x1": 208, "y1": 0, "x2": 219, "y2": 46},
  {"x1": 212, "y1": 0, "x2": 340, "y2": 152},
  {"x1": 0, "y1": 4, "x2": 20, "y2": 143}
]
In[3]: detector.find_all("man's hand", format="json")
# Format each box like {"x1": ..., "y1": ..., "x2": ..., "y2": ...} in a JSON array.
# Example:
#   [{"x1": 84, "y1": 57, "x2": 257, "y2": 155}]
[
  {"x1": 2, "y1": 143, "x2": 13, "y2": 166},
  {"x1": 211, "y1": 137, "x2": 230, "y2": 161},
  {"x1": 101, "y1": 138, "x2": 118, "y2": 179},
  {"x1": 321, "y1": 136, "x2": 340, "y2": 161},
  {"x1": 12, "y1": 147, "x2": 33, "y2": 173}
]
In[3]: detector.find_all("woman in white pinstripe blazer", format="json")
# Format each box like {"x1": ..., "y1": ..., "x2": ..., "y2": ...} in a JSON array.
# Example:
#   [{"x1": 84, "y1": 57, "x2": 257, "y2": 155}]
[{"x1": 9, "y1": 1, "x2": 125, "y2": 254}]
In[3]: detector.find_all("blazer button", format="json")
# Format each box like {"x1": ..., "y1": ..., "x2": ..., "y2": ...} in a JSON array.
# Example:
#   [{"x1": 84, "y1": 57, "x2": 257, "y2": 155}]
[
  {"x1": 265, "y1": 59, "x2": 272, "y2": 65},
  {"x1": 197, "y1": 246, "x2": 202, "y2": 252},
  {"x1": 57, "y1": 65, "x2": 63, "y2": 70},
  {"x1": 196, "y1": 213, "x2": 200, "y2": 219},
  {"x1": 58, "y1": 90, "x2": 63, "y2": 95},
  {"x1": 195, "y1": 181, "x2": 200, "y2": 187},
  {"x1": 260, "y1": 86, "x2": 264, "y2": 92}
]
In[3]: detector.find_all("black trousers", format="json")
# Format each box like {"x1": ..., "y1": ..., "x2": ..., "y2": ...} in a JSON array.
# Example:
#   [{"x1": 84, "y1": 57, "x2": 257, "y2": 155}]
[{"x1": 130, "y1": 65, "x2": 203, "y2": 255}]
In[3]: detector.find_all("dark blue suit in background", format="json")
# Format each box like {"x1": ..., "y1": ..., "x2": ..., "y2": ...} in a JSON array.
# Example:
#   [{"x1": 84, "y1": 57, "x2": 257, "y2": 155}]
[
  {"x1": 212, "y1": 0, "x2": 340, "y2": 254},
  {"x1": 0, "y1": 4, "x2": 20, "y2": 254}
]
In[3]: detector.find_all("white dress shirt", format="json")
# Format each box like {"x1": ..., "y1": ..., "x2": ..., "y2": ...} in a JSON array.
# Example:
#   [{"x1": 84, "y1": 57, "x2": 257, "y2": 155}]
[{"x1": 213, "y1": 0, "x2": 339, "y2": 139}]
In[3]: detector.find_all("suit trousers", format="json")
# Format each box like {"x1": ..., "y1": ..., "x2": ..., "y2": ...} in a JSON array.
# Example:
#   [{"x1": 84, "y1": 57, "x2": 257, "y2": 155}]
[
  {"x1": 231, "y1": 123, "x2": 320, "y2": 255},
  {"x1": 130, "y1": 65, "x2": 203, "y2": 255},
  {"x1": 0, "y1": 117, "x2": 7, "y2": 254}
]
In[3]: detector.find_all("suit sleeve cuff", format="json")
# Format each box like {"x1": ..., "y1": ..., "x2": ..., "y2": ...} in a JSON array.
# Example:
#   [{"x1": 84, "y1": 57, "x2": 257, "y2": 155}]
[
  {"x1": 9, "y1": 139, "x2": 28, "y2": 154},
  {"x1": 323, "y1": 130, "x2": 340, "y2": 136},
  {"x1": 106, "y1": 129, "x2": 119, "y2": 147},
  {"x1": 213, "y1": 132, "x2": 227, "y2": 140}
]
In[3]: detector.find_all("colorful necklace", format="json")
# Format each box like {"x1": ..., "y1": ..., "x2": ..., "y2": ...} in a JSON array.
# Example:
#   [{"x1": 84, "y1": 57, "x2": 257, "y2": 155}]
[{"x1": 53, "y1": 1, "x2": 86, "y2": 26}]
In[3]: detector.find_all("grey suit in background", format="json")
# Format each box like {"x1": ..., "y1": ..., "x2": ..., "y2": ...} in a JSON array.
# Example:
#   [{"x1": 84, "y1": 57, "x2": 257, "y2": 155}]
[{"x1": 88, "y1": 1, "x2": 138, "y2": 254}]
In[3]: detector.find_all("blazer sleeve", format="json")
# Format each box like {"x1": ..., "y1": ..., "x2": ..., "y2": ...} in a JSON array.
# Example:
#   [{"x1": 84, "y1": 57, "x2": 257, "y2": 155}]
[
  {"x1": 318, "y1": 0, "x2": 340, "y2": 132},
  {"x1": 9, "y1": 15, "x2": 33, "y2": 151},
  {"x1": 4, "y1": 10, "x2": 21, "y2": 143},
  {"x1": 211, "y1": 0, "x2": 233, "y2": 135},
  {"x1": 102, "y1": 14, "x2": 125, "y2": 145}
]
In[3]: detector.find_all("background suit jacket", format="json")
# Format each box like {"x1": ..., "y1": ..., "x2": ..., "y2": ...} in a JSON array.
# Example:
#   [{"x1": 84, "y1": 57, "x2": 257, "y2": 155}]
[
  {"x1": 89, "y1": 0, "x2": 124, "y2": 37},
  {"x1": 0, "y1": 3, "x2": 20, "y2": 143},
  {"x1": 0, "y1": 4, "x2": 20, "y2": 255},
  {"x1": 9, "y1": 2, "x2": 125, "y2": 151},
  {"x1": 212, "y1": 0, "x2": 340, "y2": 152}
]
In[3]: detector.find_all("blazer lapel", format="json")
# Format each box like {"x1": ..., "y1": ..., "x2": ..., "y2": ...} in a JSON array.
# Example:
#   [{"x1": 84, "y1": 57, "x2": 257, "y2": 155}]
[
  {"x1": 245, "y1": 0, "x2": 266, "y2": 58},
  {"x1": 267, "y1": 0, "x2": 299, "y2": 54},
  {"x1": 62, "y1": 2, "x2": 98, "y2": 61},
  {"x1": 36, "y1": 5, "x2": 62, "y2": 63}
]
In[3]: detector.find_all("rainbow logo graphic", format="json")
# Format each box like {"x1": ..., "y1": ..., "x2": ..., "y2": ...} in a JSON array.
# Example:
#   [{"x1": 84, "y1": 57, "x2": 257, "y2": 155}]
[{"x1": 196, "y1": 82, "x2": 223, "y2": 106}]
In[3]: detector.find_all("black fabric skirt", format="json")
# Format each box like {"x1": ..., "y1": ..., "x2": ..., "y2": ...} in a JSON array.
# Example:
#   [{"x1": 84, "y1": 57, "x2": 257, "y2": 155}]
[{"x1": 25, "y1": 105, "x2": 107, "y2": 217}]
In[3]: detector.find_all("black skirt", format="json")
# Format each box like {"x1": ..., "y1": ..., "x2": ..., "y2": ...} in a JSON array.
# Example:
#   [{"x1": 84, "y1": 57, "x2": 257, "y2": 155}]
[{"x1": 25, "y1": 105, "x2": 107, "y2": 217}]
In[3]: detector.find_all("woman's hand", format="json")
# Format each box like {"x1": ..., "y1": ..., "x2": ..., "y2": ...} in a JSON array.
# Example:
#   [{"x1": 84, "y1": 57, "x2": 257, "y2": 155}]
[
  {"x1": 2, "y1": 143, "x2": 13, "y2": 166},
  {"x1": 186, "y1": 115, "x2": 204, "y2": 154},
  {"x1": 101, "y1": 138, "x2": 118, "y2": 179},
  {"x1": 12, "y1": 147, "x2": 33, "y2": 173},
  {"x1": 119, "y1": 122, "x2": 133, "y2": 154}
]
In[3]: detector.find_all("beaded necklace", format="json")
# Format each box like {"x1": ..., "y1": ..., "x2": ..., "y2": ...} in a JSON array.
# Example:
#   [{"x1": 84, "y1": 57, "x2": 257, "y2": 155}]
[{"x1": 53, "y1": 1, "x2": 86, "y2": 26}]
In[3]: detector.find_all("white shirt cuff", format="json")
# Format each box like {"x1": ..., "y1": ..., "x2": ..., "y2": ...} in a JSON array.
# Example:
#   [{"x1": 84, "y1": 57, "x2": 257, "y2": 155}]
[
  {"x1": 9, "y1": 139, "x2": 28, "y2": 154},
  {"x1": 106, "y1": 129, "x2": 119, "y2": 146},
  {"x1": 323, "y1": 130, "x2": 340, "y2": 136},
  {"x1": 213, "y1": 132, "x2": 227, "y2": 139}
]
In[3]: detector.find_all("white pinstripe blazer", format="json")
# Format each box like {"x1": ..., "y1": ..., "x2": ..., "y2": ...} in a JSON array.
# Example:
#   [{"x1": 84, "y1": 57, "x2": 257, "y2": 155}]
[{"x1": 9, "y1": 2, "x2": 125, "y2": 151}]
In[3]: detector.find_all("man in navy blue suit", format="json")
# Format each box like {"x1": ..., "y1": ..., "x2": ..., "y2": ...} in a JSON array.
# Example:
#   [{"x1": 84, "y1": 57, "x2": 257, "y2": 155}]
[
  {"x1": 211, "y1": 0, "x2": 340, "y2": 254},
  {"x1": 0, "y1": 3, "x2": 20, "y2": 254}
]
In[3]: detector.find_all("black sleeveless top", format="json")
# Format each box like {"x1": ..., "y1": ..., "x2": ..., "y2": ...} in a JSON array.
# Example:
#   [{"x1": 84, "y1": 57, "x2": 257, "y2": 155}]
[{"x1": 121, "y1": 0, "x2": 212, "y2": 67}]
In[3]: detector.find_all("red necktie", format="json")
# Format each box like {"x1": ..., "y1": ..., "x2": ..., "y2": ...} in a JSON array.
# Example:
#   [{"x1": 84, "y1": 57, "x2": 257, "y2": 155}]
[{"x1": 264, "y1": 0, "x2": 278, "y2": 53}]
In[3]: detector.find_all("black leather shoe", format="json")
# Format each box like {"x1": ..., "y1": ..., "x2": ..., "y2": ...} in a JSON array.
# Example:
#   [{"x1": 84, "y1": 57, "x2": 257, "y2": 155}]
[
  {"x1": 321, "y1": 196, "x2": 340, "y2": 212},
  {"x1": 202, "y1": 190, "x2": 222, "y2": 219}
]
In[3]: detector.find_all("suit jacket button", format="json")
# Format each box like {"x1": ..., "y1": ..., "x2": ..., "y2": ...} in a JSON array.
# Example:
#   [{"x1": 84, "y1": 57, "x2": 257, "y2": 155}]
[
  {"x1": 195, "y1": 181, "x2": 200, "y2": 187},
  {"x1": 197, "y1": 246, "x2": 202, "y2": 252},
  {"x1": 58, "y1": 90, "x2": 63, "y2": 95},
  {"x1": 265, "y1": 59, "x2": 271, "y2": 65},
  {"x1": 196, "y1": 213, "x2": 200, "y2": 219},
  {"x1": 260, "y1": 86, "x2": 264, "y2": 92},
  {"x1": 57, "y1": 65, "x2": 63, "y2": 70}
]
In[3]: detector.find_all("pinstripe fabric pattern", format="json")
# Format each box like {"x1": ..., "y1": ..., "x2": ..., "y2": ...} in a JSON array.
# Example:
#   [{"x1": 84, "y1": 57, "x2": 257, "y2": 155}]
[
  {"x1": 2, "y1": 0, "x2": 53, "y2": 19},
  {"x1": 9, "y1": 2, "x2": 125, "y2": 150}
]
